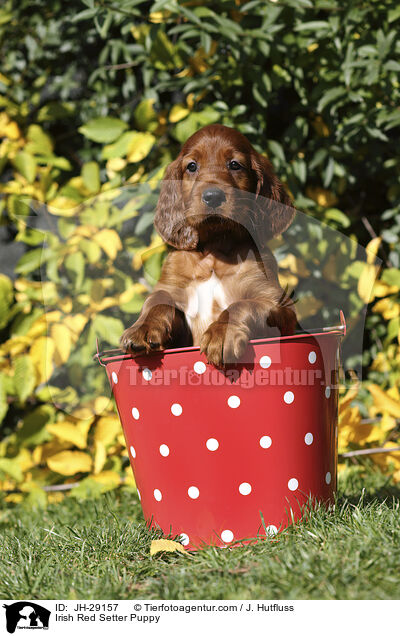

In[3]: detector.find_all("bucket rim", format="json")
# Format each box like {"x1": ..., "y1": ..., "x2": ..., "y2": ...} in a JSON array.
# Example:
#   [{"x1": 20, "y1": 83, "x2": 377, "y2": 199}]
[{"x1": 95, "y1": 317, "x2": 345, "y2": 366}]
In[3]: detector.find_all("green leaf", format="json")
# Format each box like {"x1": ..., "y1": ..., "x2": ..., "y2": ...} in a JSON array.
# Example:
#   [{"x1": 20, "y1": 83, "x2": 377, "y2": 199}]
[
  {"x1": 0, "y1": 274, "x2": 13, "y2": 329},
  {"x1": 0, "y1": 374, "x2": 9, "y2": 425},
  {"x1": 381, "y1": 268, "x2": 400, "y2": 287},
  {"x1": 25, "y1": 124, "x2": 53, "y2": 155},
  {"x1": 324, "y1": 208, "x2": 351, "y2": 228},
  {"x1": 294, "y1": 21, "x2": 331, "y2": 32},
  {"x1": 12, "y1": 151, "x2": 37, "y2": 183},
  {"x1": 15, "y1": 248, "x2": 44, "y2": 275},
  {"x1": 14, "y1": 356, "x2": 36, "y2": 403},
  {"x1": 82, "y1": 161, "x2": 101, "y2": 193},
  {"x1": 17, "y1": 405, "x2": 54, "y2": 447},
  {"x1": 102, "y1": 132, "x2": 137, "y2": 159},
  {"x1": 92, "y1": 315, "x2": 125, "y2": 347},
  {"x1": 79, "y1": 238, "x2": 102, "y2": 263},
  {"x1": 134, "y1": 99, "x2": 158, "y2": 131},
  {"x1": 143, "y1": 250, "x2": 164, "y2": 286},
  {"x1": 0, "y1": 458, "x2": 23, "y2": 482},
  {"x1": 64, "y1": 251, "x2": 85, "y2": 291},
  {"x1": 78, "y1": 117, "x2": 128, "y2": 143},
  {"x1": 387, "y1": 317, "x2": 400, "y2": 343}
]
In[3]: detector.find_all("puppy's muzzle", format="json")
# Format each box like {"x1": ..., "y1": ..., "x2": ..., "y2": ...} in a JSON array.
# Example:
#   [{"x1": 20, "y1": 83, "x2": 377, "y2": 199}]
[{"x1": 201, "y1": 187, "x2": 226, "y2": 209}]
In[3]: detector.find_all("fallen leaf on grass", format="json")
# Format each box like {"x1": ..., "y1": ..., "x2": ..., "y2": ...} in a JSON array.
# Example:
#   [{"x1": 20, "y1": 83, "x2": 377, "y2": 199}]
[{"x1": 150, "y1": 539, "x2": 186, "y2": 556}]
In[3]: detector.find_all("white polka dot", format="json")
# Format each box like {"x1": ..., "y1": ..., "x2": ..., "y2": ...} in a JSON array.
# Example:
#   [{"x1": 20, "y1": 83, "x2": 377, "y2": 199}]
[
  {"x1": 194, "y1": 361, "x2": 206, "y2": 374},
  {"x1": 153, "y1": 489, "x2": 162, "y2": 501},
  {"x1": 304, "y1": 432, "x2": 313, "y2": 445},
  {"x1": 159, "y1": 444, "x2": 170, "y2": 457},
  {"x1": 180, "y1": 533, "x2": 189, "y2": 546},
  {"x1": 171, "y1": 403, "x2": 182, "y2": 416},
  {"x1": 284, "y1": 391, "x2": 294, "y2": 404},
  {"x1": 325, "y1": 471, "x2": 332, "y2": 485},
  {"x1": 266, "y1": 525, "x2": 278, "y2": 536},
  {"x1": 131, "y1": 407, "x2": 140, "y2": 420},
  {"x1": 188, "y1": 486, "x2": 200, "y2": 499},
  {"x1": 130, "y1": 445, "x2": 136, "y2": 459},
  {"x1": 325, "y1": 386, "x2": 331, "y2": 399},
  {"x1": 260, "y1": 435, "x2": 272, "y2": 449},
  {"x1": 221, "y1": 529, "x2": 234, "y2": 543},
  {"x1": 239, "y1": 482, "x2": 252, "y2": 496},
  {"x1": 288, "y1": 478, "x2": 298, "y2": 491},
  {"x1": 227, "y1": 395, "x2": 240, "y2": 409},
  {"x1": 308, "y1": 351, "x2": 317, "y2": 364},
  {"x1": 206, "y1": 438, "x2": 219, "y2": 451},
  {"x1": 137, "y1": 488, "x2": 141, "y2": 501},
  {"x1": 111, "y1": 371, "x2": 118, "y2": 384},
  {"x1": 142, "y1": 367, "x2": 152, "y2": 381},
  {"x1": 259, "y1": 355, "x2": 272, "y2": 369}
]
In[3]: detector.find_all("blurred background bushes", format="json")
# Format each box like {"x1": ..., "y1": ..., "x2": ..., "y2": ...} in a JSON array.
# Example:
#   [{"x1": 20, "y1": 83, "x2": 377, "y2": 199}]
[{"x1": 0, "y1": 0, "x2": 399, "y2": 504}]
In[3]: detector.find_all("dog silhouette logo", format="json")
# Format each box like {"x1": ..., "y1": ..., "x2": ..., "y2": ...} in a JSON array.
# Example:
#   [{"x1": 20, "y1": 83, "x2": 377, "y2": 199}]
[{"x1": 3, "y1": 602, "x2": 50, "y2": 633}]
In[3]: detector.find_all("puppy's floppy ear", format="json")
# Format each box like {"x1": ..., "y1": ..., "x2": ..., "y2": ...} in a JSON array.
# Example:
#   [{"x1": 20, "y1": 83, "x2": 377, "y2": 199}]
[
  {"x1": 154, "y1": 157, "x2": 198, "y2": 250},
  {"x1": 251, "y1": 151, "x2": 295, "y2": 238}
]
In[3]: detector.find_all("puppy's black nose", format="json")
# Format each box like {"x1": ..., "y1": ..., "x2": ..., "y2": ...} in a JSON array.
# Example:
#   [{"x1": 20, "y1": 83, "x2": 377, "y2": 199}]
[{"x1": 201, "y1": 187, "x2": 226, "y2": 209}]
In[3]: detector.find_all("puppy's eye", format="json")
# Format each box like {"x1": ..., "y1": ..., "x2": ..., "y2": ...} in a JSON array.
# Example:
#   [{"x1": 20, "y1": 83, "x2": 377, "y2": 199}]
[
  {"x1": 186, "y1": 161, "x2": 198, "y2": 173},
  {"x1": 229, "y1": 160, "x2": 242, "y2": 171}
]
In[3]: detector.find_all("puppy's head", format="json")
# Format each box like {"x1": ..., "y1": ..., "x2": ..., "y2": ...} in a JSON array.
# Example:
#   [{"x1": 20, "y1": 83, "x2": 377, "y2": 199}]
[{"x1": 155, "y1": 124, "x2": 294, "y2": 249}]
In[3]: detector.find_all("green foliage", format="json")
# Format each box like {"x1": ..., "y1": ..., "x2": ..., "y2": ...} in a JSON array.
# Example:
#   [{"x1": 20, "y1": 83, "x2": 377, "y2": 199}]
[{"x1": 0, "y1": 0, "x2": 399, "y2": 503}]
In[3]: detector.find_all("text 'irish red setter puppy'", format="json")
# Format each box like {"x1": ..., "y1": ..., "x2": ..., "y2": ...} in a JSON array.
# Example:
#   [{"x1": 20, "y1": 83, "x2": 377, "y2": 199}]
[{"x1": 121, "y1": 124, "x2": 297, "y2": 366}]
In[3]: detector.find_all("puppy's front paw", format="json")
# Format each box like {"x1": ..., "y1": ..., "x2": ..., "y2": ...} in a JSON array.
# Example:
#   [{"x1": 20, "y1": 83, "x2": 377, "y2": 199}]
[
  {"x1": 120, "y1": 321, "x2": 171, "y2": 354},
  {"x1": 200, "y1": 320, "x2": 249, "y2": 367}
]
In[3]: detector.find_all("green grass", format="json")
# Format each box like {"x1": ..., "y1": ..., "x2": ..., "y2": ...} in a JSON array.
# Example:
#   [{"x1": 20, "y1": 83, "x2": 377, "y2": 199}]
[{"x1": 1, "y1": 467, "x2": 399, "y2": 600}]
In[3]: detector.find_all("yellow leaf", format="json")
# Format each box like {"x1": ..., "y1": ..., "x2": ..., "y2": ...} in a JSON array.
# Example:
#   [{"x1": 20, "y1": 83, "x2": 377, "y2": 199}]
[
  {"x1": 126, "y1": 132, "x2": 156, "y2": 163},
  {"x1": 63, "y1": 314, "x2": 88, "y2": 344},
  {"x1": 94, "y1": 415, "x2": 121, "y2": 446},
  {"x1": 169, "y1": 104, "x2": 190, "y2": 123},
  {"x1": 51, "y1": 323, "x2": 72, "y2": 365},
  {"x1": 368, "y1": 384, "x2": 400, "y2": 419},
  {"x1": 29, "y1": 336, "x2": 55, "y2": 384},
  {"x1": 59, "y1": 297, "x2": 73, "y2": 313},
  {"x1": 94, "y1": 440, "x2": 107, "y2": 474},
  {"x1": 372, "y1": 280, "x2": 399, "y2": 298},
  {"x1": 372, "y1": 297, "x2": 399, "y2": 320},
  {"x1": 93, "y1": 396, "x2": 112, "y2": 415},
  {"x1": 294, "y1": 295, "x2": 323, "y2": 321},
  {"x1": 46, "y1": 421, "x2": 89, "y2": 449},
  {"x1": 48, "y1": 197, "x2": 79, "y2": 216},
  {"x1": 47, "y1": 450, "x2": 92, "y2": 475},
  {"x1": 32, "y1": 439, "x2": 72, "y2": 464},
  {"x1": 47, "y1": 492, "x2": 64, "y2": 504},
  {"x1": 92, "y1": 229, "x2": 122, "y2": 260},
  {"x1": 306, "y1": 186, "x2": 337, "y2": 207},
  {"x1": 132, "y1": 235, "x2": 165, "y2": 270},
  {"x1": 365, "y1": 237, "x2": 382, "y2": 265},
  {"x1": 91, "y1": 470, "x2": 121, "y2": 487},
  {"x1": 124, "y1": 465, "x2": 136, "y2": 487},
  {"x1": 150, "y1": 539, "x2": 187, "y2": 556},
  {"x1": 14, "y1": 449, "x2": 34, "y2": 472},
  {"x1": 0, "y1": 336, "x2": 31, "y2": 357},
  {"x1": 310, "y1": 115, "x2": 330, "y2": 137},
  {"x1": 371, "y1": 442, "x2": 400, "y2": 472},
  {"x1": 339, "y1": 385, "x2": 360, "y2": 414},
  {"x1": 278, "y1": 271, "x2": 298, "y2": 289},
  {"x1": 358, "y1": 263, "x2": 379, "y2": 303}
]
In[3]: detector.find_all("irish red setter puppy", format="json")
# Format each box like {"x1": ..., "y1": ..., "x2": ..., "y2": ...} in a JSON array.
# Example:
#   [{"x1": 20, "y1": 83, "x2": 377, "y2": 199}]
[{"x1": 121, "y1": 124, "x2": 296, "y2": 366}]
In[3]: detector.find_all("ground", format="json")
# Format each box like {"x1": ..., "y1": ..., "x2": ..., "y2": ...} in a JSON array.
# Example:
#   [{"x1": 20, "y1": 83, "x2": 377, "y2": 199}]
[{"x1": 0, "y1": 465, "x2": 399, "y2": 600}]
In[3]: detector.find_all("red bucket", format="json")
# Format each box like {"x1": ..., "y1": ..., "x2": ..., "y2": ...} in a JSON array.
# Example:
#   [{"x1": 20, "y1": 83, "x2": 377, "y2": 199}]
[{"x1": 97, "y1": 320, "x2": 344, "y2": 550}]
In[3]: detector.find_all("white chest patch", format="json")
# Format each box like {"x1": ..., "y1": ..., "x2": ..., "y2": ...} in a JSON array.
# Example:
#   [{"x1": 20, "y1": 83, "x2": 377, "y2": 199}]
[{"x1": 186, "y1": 271, "x2": 228, "y2": 331}]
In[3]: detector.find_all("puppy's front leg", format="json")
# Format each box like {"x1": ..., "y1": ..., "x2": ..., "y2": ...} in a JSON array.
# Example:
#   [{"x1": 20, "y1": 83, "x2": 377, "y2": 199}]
[
  {"x1": 200, "y1": 298, "x2": 296, "y2": 367},
  {"x1": 120, "y1": 290, "x2": 189, "y2": 354}
]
